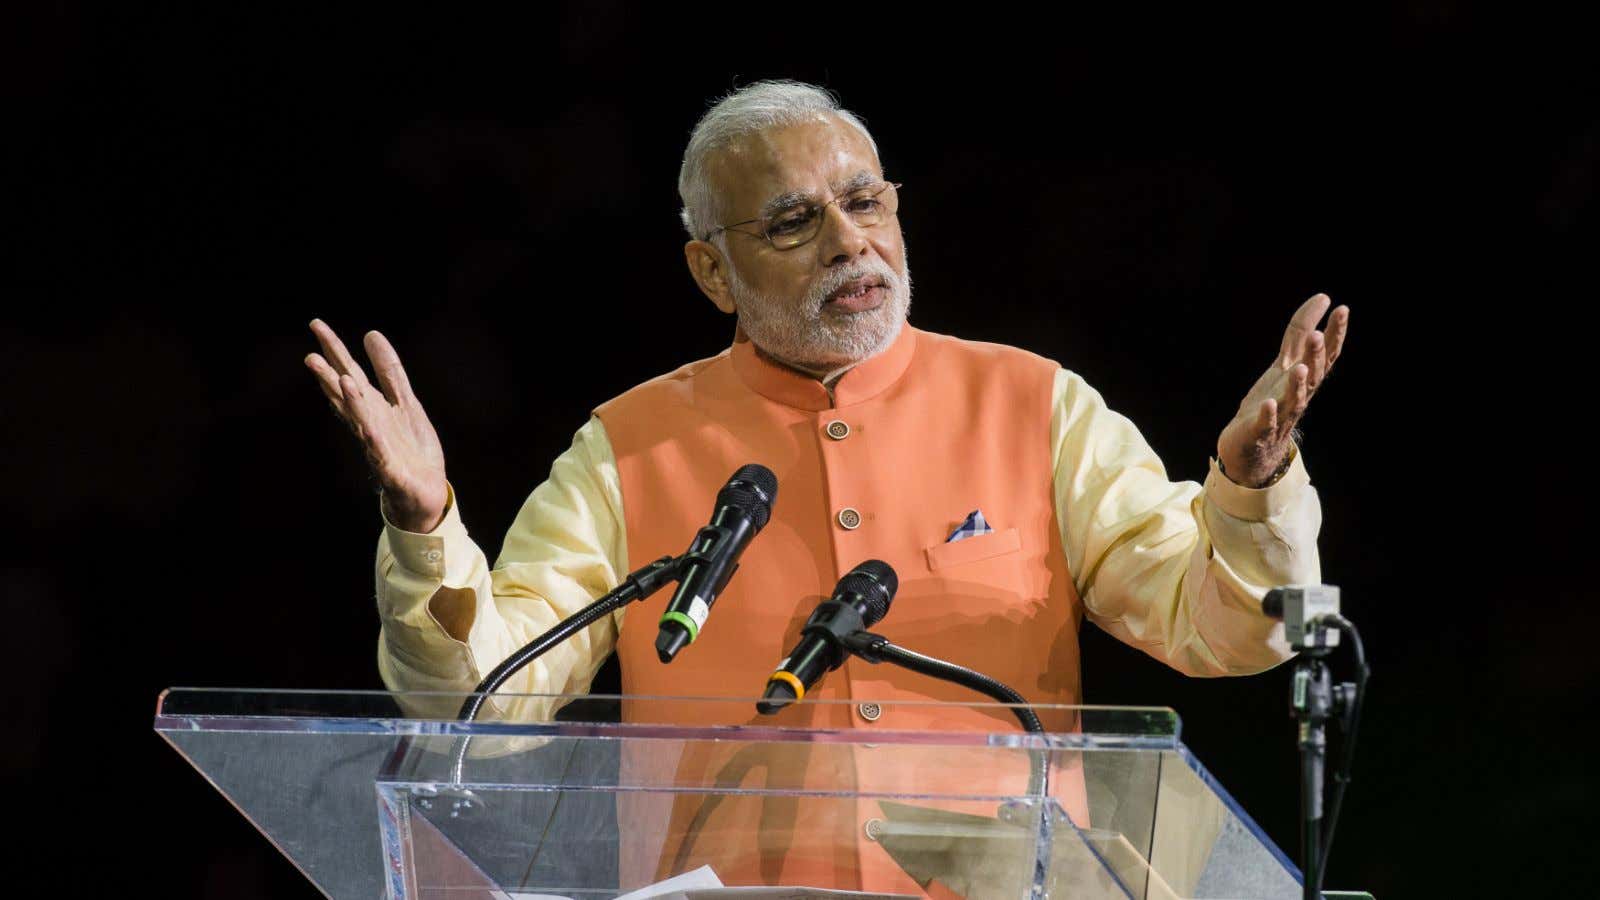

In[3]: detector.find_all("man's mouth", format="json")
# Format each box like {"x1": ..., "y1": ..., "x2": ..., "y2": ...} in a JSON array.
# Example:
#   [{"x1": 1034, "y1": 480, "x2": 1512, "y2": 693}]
[{"x1": 825, "y1": 277, "x2": 888, "y2": 313}]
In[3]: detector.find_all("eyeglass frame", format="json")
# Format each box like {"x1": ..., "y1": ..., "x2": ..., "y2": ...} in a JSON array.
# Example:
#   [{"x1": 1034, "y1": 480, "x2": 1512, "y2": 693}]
[{"x1": 700, "y1": 181, "x2": 904, "y2": 250}]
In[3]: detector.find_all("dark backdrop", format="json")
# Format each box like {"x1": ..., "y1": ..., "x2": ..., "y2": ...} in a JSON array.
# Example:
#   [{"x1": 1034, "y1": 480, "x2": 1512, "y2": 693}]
[{"x1": 6, "y1": 5, "x2": 1593, "y2": 897}]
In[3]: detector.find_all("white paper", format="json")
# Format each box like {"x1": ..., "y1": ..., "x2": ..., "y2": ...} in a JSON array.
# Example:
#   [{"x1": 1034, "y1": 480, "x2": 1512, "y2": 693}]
[{"x1": 611, "y1": 864, "x2": 725, "y2": 900}]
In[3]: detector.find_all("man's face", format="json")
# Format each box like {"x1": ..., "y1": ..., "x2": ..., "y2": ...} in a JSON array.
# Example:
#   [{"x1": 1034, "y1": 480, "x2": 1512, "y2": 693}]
[{"x1": 698, "y1": 113, "x2": 911, "y2": 373}]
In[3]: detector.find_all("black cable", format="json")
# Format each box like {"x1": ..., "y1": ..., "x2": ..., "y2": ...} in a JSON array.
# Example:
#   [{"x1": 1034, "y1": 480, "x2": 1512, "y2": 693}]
[{"x1": 1316, "y1": 614, "x2": 1369, "y2": 894}]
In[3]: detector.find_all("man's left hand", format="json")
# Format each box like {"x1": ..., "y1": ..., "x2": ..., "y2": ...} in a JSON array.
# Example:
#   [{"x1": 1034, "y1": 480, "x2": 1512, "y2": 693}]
[{"x1": 1217, "y1": 294, "x2": 1350, "y2": 487}]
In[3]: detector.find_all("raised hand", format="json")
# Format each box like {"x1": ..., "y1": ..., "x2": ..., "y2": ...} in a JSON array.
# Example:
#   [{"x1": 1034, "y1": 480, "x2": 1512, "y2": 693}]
[
  {"x1": 304, "y1": 320, "x2": 449, "y2": 532},
  {"x1": 1216, "y1": 294, "x2": 1350, "y2": 487}
]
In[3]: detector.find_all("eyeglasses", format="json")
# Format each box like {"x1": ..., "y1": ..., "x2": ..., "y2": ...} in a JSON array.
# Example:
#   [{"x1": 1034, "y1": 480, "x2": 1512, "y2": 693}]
[{"x1": 703, "y1": 181, "x2": 903, "y2": 250}]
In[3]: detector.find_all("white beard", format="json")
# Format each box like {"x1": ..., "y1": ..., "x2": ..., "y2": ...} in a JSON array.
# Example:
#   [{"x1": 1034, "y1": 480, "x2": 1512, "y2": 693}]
[{"x1": 726, "y1": 253, "x2": 913, "y2": 374}]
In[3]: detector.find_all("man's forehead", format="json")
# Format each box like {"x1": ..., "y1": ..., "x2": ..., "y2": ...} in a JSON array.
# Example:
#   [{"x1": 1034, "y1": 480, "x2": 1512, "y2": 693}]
[{"x1": 708, "y1": 114, "x2": 882, "y2": 209}]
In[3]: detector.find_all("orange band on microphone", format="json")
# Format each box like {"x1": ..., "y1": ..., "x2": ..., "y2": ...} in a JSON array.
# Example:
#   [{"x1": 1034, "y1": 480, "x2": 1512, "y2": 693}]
[{"x1": 767, "y1": 670, "x2": 805, "y2": 702}]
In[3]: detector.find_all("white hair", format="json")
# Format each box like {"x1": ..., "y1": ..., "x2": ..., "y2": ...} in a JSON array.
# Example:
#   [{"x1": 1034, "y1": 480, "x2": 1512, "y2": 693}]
[{"x1": 677, "y1": 80, "x2": 880, "y2": 244}]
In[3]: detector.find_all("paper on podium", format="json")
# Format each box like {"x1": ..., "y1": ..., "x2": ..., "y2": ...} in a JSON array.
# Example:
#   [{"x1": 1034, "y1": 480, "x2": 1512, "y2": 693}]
[
  {"x1": 503, "y1": 863, "x2": 721, "y2": 899},
  {"x1": 870, "y1": 800, "x2": 1163, "y2": 900},
  {"x1": 613, "y1": 865, "x2": 724, "y2": 899}
]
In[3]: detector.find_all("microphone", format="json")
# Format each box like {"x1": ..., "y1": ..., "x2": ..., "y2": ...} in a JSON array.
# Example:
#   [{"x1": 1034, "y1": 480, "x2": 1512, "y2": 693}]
[
  {"x1": 1263, "y1": 584, "x2": 1342, "y2": 651},
  {"x1": 655, "y1": 464, "x2": 778, "y2": 663},
  {"x1": 757, "y1": 560, "x2": 898, "y2": 714}
]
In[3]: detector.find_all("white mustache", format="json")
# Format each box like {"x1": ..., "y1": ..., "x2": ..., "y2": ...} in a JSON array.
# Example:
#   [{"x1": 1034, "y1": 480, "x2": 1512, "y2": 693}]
[{"x1": 808, "y1": 262, "x2": 901, "y2": 312}]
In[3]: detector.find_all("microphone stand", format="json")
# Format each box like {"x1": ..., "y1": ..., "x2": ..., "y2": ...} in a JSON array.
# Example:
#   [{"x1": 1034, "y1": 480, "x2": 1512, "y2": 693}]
[
  {"x1": 1289, "y1": 615, "x2": 1367, "y2": 900},
  {"x1": 840, "y1": 631, "x2": 1048, "y2": 797},
  {"x1": 372, "y1": 555, "x2": 684, "y2": 870},
  {"x1": 840, "y1": 630, "x2": 1055, "y2": 894},
  {"x1": 440, "y1": 554, "x2": 684, "y2": 787}
]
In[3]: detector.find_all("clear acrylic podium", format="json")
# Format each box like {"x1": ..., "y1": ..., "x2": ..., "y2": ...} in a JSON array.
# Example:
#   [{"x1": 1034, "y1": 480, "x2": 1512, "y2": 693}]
[{"x1": 155, "y1": 688, "x2": 1310, "y2": 899}]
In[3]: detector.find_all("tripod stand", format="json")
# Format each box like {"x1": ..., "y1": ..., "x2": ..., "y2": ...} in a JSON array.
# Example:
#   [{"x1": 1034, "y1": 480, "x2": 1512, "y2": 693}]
[{"x1": 1292, "y1": 638, "x2": 1357, "y2": 900}]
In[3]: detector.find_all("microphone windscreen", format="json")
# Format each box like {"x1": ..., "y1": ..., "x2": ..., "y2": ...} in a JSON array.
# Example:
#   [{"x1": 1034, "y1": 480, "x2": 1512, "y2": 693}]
[
  {"x1": 839, "y1": 559, "x2": 897, "y2": 626},
  {"x1": 718, "y1": 464, "x2": 779, "y2": 530}
]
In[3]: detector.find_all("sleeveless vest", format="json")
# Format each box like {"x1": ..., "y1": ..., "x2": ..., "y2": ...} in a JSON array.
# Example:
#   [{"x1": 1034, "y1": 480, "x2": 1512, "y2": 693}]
[{"x1": 594, "y1": 324, "x2": 1087, "y2": 892}]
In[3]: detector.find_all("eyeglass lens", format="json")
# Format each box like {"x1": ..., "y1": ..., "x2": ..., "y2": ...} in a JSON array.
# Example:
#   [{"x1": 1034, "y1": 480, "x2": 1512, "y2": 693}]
[{"x1": 765, "y1": 183, "x2": 899, "y2": 249}]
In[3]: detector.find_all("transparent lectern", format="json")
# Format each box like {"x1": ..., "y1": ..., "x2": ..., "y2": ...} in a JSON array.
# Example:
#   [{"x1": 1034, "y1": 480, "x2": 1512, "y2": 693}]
[{"x1": 155, "y1": 688, "x2": 1316, "y2": 899}]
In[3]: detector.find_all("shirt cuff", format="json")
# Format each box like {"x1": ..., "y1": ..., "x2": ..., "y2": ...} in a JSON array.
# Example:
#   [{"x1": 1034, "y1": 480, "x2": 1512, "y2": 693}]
[
  {"x1": 380, "y1": 483, "x2": 474, "y2": 584},
  {"x1": 1204, "y1": 443, "x2": 1310, "y2": 521}
]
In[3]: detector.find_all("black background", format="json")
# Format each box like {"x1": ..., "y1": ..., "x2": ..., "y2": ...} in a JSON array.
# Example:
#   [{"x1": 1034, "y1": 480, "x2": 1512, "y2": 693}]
[{"x1": 6, "y1": 5, "x2": 1594, "y2": 897}]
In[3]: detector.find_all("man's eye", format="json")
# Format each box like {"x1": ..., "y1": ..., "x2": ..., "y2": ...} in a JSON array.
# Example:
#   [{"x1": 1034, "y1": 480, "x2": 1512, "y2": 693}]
[
  {"x1": 845, "y1": 196, "x2": 883, "y2": 214},
  {"x1": 768, "y1": 210, "x2": 815, "y2": 235}
]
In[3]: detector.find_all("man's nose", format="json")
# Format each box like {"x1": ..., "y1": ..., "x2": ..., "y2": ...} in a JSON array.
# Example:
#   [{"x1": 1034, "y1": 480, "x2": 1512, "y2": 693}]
[{"x1": 816, "y1": 203, "x2": 870, "y2": 266}]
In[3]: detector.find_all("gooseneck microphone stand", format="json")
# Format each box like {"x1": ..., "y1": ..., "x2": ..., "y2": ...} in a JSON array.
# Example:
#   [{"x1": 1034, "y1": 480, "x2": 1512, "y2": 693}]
[
  {"x1": 443, "y1": 554, "x2": 684, "y2": 786},
  {"x1": 840, "y1": 630, "x2": 1047, "y2": 797},
  {"x1": 840, "y1": 630, "x2": 1053, "y2": 895}
]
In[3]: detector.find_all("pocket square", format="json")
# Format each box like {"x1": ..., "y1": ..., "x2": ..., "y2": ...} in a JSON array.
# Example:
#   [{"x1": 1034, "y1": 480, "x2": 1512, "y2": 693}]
[{"x1": 946, "y1": 509, "x2": 995, "y2": 543}]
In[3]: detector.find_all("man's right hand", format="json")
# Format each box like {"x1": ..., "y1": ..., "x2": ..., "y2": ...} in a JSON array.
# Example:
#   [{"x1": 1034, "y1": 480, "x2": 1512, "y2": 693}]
[{"x1": 305, "y1": 320, "x2": 450, "y2": 533}]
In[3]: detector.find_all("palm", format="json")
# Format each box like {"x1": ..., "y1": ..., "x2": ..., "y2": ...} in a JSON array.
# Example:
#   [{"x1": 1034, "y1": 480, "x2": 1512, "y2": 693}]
[
  {"x1": 305, "y1": 321, "x2": 449, "y2": 531},
  {"x1": 1217, "y1": 295, "x2": 1350, "y2": 487},
  {"x1": 366, "y1": 385, "x2": 447, "y2": 517}
]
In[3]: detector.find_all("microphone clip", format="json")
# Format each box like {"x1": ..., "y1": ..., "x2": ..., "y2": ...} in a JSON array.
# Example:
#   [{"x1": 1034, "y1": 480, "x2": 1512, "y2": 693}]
[
  {"x1": 625, "y1": 554, "x2": 688, "y2": 598},
  {"x1": 837, "y1": 629, "x2": 888, "y2": 663},
  {"x1": 800, "y1": 600, "x2": 870, "y2": 662}
]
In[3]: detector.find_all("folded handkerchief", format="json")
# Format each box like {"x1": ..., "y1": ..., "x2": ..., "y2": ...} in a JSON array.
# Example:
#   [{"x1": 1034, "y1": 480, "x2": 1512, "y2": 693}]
[{"x1": 947, "y1": 509, "x2": 994, "y2": 543}]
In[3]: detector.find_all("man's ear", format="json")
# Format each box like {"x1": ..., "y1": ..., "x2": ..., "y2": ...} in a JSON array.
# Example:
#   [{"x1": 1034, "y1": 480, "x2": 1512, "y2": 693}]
[{"x1": 685, "y1": 240, "x2": 737, "y2": 315}]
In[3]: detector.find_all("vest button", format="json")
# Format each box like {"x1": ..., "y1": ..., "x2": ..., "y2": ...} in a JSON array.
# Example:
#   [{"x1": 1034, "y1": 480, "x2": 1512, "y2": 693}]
[
  {"x1": 863, "y1": 817, "x2": 886, "y2": 842},
  {"x1": 824, "y1": 419, "x2": 850, "y2": 440},
  {"x1": 837, "y1": 508, "x2": 861, "y2": 530},
  {"x1": 857, "y1": 701, "x2": 882, "y2": 722}
]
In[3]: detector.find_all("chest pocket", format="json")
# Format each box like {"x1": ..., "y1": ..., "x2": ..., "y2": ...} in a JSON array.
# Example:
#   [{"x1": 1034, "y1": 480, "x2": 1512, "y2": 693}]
[
  {"x1": 910, "y1": 526, "x2": 1031, "y2": 620},
  {"x1": 923, "y1": 527, "x2": 1022, "y2": 570},
  {"x1": 895, "y1": 526, "x2": 1040, "y2": 693}
]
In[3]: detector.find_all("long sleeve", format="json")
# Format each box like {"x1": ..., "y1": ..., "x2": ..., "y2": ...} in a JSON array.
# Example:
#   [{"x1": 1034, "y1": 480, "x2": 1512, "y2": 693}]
[
  {"x1": 1049, "y1": 367, "x2": 1321, "y2": 676},
  {"x1": 375, "y1": 415, "x2": 629, "y2": 721}
]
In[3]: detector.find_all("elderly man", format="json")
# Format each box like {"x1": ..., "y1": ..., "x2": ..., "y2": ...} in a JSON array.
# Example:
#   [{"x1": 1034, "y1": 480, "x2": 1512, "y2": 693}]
[{"x1": 305, "y1": 80, "x2": 1346, "y2": 890}]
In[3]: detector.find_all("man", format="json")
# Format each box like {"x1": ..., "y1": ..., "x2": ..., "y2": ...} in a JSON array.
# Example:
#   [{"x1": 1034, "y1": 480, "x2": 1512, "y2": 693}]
[{"x1": 305, "y1": 80, "x2": 1346, "y2": 890}]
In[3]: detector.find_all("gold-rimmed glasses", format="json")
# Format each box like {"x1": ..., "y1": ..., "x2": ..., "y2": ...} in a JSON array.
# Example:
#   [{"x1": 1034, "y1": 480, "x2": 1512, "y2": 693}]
[{"x1": 703, "y1": 181, "x2": 903, "y2": 250}]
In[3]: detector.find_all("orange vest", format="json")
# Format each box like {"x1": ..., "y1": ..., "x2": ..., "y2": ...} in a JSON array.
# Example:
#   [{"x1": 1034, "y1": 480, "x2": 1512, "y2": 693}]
[{"x1": 594, "y1": 324, "x2": 1087, "y2": 892}]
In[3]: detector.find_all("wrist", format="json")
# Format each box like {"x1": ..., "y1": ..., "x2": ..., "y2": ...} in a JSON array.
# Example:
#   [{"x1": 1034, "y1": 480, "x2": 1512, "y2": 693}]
[
  {"x1": 1217, "y1": 447, "x2": 1295, "y2": 489},
  {"x1": 382, "y1": 491, "x2": 446, "y2": 534}
]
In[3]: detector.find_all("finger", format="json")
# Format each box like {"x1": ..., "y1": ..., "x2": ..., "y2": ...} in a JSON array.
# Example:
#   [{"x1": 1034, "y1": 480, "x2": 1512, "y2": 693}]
[
  {"x1": 310, "y1": 319, "x2": 372, "y2": 388},
  {"x1": 1303, "y1": 331, "x2": 1327, "y2": 393},
  {"x1": 1323, "y1": 305, "x2": 1350, "y2": 374},
  {"x1": 363, "y1": 330, "x2": 418, "y2": 409},
  {"x1": 304, "y1": 353, "x2": 349, "y2": 415},
  {"x1": 1278, "y1": 364, "x2": 1310, "y2": 443},
  {"x1": 1278, "y1": 293, "x2": 1333, "y2": 364}
]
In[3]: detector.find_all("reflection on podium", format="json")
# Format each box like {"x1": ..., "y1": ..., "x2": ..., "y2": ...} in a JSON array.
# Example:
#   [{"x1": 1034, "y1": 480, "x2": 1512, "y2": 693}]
[{"x1": 156, "y1": 689, "x2": 1317, "y2": 898}]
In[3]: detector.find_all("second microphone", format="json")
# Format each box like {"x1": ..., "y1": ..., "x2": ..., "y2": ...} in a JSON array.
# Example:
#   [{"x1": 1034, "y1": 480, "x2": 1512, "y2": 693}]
[{"x1": 758, "y1": 560, "x2": 898, "y2": 714}]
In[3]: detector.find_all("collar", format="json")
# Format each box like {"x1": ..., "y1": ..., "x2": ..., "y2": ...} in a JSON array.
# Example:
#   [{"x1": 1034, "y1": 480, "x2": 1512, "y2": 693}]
[{"x1": 730, "y1": 321, "x2": 919, "y2": 411}]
